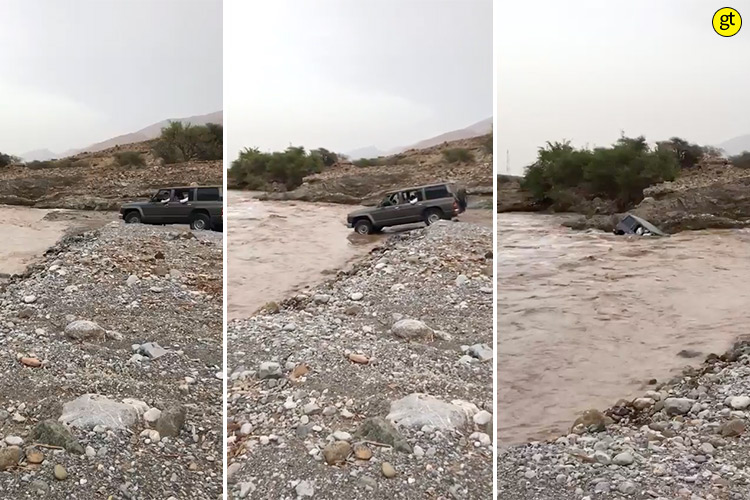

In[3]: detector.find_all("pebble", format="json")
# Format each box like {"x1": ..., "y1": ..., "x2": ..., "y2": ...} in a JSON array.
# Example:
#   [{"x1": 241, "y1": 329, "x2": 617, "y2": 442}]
[
  {"x1": 54, "y1": 464, "x2": 68, "y2": 481},
  {"x1": 381, "y1": 462, "x2": 397, "y2": 478}
]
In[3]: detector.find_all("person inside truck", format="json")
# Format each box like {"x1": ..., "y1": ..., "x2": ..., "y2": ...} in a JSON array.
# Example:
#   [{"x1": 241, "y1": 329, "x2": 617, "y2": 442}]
[{"x1": 179, "y1": 191, "x2": 189, "y2": 204}]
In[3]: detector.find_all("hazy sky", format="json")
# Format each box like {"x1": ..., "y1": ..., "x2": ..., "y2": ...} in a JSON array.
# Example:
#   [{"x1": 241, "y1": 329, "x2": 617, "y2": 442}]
[
  {"x1": 226, "y1": 0, "x2": 492, "y2": 160},
  {"x1": 0, "y1": 0, "x2": 222, "y2": 156},
  {"x1": 497, "y1": 1, "x2": 750, "y2": 175}
]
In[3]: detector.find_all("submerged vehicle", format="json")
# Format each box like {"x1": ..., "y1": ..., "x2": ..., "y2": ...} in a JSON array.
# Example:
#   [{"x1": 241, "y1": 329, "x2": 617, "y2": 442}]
[{"x1": 614, "y1": 214, "x2": 667, "y2": 237}]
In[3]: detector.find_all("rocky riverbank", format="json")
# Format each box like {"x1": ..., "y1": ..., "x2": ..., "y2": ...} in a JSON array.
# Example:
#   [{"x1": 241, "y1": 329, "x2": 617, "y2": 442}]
[
  {"x1": 0, "y1": 223, "x2": 222, "y2": 499},
  {"x1": 226, "y1": 221, "x2": 494, "y2": 498},
  {"x1": 0, "y1": 141, "x2": 222, "y2": 211},
  {"x1": 499, "y1": 163, "x2": 750, "y2": 233},
  {"x1": 252, "y1": 136, "x2": 493, "y2": 206},
  {"x1": 499, "y1": 338, "x2": 750, "y2": 499}
]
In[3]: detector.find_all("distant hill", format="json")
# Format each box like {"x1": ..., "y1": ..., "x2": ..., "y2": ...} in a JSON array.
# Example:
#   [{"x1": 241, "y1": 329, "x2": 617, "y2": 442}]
[
  {"x1": 717, "y1": 135, "x2": 750, "y2": 157},
  {"x1": 21, "y1": 111, "x2": 223, "y2": 162},
  {"x1": 346, "y1": 146, "x2": 388, "y2": 160},
  {"x1": 20, "y1": 149, "x2": 57, "y2": 162},
  {"x1": 346, "y1": 117, "x2": 492, "y2": 160}
]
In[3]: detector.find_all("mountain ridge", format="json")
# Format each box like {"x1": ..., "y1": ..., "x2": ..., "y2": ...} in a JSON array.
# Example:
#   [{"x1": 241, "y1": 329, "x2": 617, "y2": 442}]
[{"x1": 21, "y1": 110, "x2": 223, "y2": 161}]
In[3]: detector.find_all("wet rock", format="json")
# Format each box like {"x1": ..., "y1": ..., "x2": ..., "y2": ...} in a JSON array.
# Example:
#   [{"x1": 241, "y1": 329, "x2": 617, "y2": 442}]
[
  {"x1": 64, "y1": 320, "x2": 106, "y2": 341},
  {"x1": 353, "y1": 444, "x2": 373, "y2": 460},
  {"x1": 54, "y1": 464, "x2": 68, "y2": 481},
  {"x1": 392, "y1": 319, "x2": 433, "y2": 340},
  {"x1": 156, "y1": 405, "x2": 186, "y2": 437},
  {"x1": 59, "y1": 394, "x2": 142, "y2": 429},
  {"x1": 295, "y1": 480, "x2": 315, "y2": 497},
  {"x1": 25, "y1": 447, "x2": 44, "y2": 464},
  {"x1": 664, "y1": 397, "x2": 695, "y2": 416},
  {"x1": 387, "y1": 393, "x2": 475, "y2": 431},
  {"x1": 138, "y1": 342, "x2": 169, "y2": 359},
  {"x1": 354, "y1": 417, "x2": 412, "y2": 453},
  {"x1": 571, "y1": 409, "x2": 611, "y2": 433},
  {"x1": 32, "y1": 420, "x2": 84, "y2": 454},
  {"x1": 258, "y1": 361, "x2": 282, "y2": 379},
  {"x1": 613, "y1": 452, "x2": 635, "y2": 466},
  {"x1": 720, "y1": 419, "x2": 746, "y2": 437},
  {"x1": 381, "y1": 462, "x2": 397, "y2": 478},
  {"x1": 323, "y1": 441, "x2": 351, "y2": 465},
  {"x1": 0, "y1": 446, "x2": 21, "y2": 470},
  {"x1": 729, "y1": 396, "x2": 750, "y2": 410},
  {"x1": 467, "y1": 343, "x2": 493, "y2": 361}
]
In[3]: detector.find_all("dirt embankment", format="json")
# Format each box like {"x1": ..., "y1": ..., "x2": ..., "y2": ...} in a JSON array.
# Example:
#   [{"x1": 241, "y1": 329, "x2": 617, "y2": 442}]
[
  {"x1": 0, "y1": 141, "x2": 222, "y2": 211},
  {"x1": 500, "y1": 161, "x2": 750, "y2": 233},
  {"x1": 0, "y1": 223, "x2": 223, "y2": 498},
  {"x1": 226, "y1": 221, "x2": 494, "y2": 499},
  {"x1": 253, "y1": 135, "x2": 493, "y2": 205}
]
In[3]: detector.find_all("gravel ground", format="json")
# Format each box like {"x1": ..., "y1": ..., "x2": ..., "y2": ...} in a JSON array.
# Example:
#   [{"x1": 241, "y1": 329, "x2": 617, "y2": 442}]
[
  {"x1": 0, "y1": 222, "x2": 222, "y2": 499},
  {"x1": 226, "y1": 220, "x2": 493, "y2": 499},
  {"x1": 499, "y1": 339, "x2": 750, "y2": 500}
]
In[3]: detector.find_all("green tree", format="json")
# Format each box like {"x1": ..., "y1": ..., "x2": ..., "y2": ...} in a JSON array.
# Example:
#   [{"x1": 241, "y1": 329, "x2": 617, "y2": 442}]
[
  {"x1": 229, "y1": 146, "x2": 326, "y2": 190},
  {"x1": 0, "y1": 152, "x2": 20, "y2": 168},
  {"x1": 152, "y1": 121, "x2": 223, "y2": 164}
]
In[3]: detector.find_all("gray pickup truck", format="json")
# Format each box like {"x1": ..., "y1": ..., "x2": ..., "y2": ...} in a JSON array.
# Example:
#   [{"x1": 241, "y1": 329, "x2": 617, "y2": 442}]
[
  {"x1": 346, "y1": 182, "x2": 467, "y2": 234},
  {"x1": 120, "y1": 186, "x2": 223, "y2": 230}
]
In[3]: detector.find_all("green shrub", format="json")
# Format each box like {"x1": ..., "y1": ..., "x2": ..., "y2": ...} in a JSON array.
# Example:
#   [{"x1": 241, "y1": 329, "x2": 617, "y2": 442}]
[
  {"x1": 442, "y1": 148, "x2": 475, "y2": 163},
  {"x1": 353, "y1": 157, "x2": 381, "y2": 168},
  {"x1": 114, "y1": 151, "x2": 146, "y2": 167},
  {"x1": 730, "y1": 151, "x2": 750, "y2": 169},
  {"x1": 229, "y1": 146, "x2": 325, "y2": 190},
  {"x1": 521, "y1": 135, "x2": 679, "y2": 210},
  {"x1": 0, "y1": 152, "x2": 19, "y2": 168},
  {"x1": 151, "y1": 121, "x2": 223, "y2": 164}
]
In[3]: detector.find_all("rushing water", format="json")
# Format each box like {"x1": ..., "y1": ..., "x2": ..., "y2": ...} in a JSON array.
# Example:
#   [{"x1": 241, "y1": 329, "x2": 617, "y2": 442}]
[
  {"x1": 0, "y1": 205, "x2": 74, "y2": 276},
  {"x1": 226, "y1": 191, "x2": 379, "y2": 320},
  {"x1": 498, "y1": 213, "x2": 750, "y2": 445}
]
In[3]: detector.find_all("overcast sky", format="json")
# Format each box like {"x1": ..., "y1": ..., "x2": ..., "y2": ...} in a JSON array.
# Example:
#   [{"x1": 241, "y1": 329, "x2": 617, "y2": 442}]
[
  {"x1": 0, "y1": 0, "x2": 222, "y2": 156},
  {"x1": 226, "y1": 0, "x2": 492, "y2": 160},
  {"x1": 497, "y1": 1, "x2": 750, "y2": 175}
]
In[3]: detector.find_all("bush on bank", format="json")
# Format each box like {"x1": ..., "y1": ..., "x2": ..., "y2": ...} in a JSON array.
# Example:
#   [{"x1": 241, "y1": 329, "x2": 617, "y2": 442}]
[
  {"x1": 519, "y1": 135, "x2": 710, "y2": 210},
  {"x1": 152, "y1": 121, "x2": 223, "y2": 164},
  {"x1": 229, "y1": 146, "x2": 331, "y2": 190}
]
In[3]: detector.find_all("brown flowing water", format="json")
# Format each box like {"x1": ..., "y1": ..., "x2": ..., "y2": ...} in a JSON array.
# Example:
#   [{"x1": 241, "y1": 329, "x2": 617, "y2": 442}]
[
  {"x1": 0, "y1": 206, "x2": 77, "y2": 276},
  {"x1": 498, "y1": 213, "x2": 750, "y2": 445},
  {"x1": 227, "y1": 191, "x2": 380, "y2": 320}
]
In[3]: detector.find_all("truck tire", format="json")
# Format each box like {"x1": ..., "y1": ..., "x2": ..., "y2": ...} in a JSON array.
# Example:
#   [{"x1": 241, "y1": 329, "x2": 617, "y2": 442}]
[
  {"x1": 124, "y1": 211, "x2": 142, "y2": 224},
  {"x1": 424, "y1": 208, "x2": 443, "y2": 225},
  {"x1": 190, "y1": 213, "x2": 211, "y2": 230},
  {"x1": 354, "y1": 219, "x2": 374, "y2": 235}
]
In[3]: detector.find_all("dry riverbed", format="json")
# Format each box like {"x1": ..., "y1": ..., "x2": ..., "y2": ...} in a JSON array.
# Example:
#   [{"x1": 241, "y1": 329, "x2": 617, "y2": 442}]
[
  {"x1": 226, "y1": 221, "x2": 494, "y2": 499},
  {"x1": 0, "y1": 222, "x2": 222, "y2": 499}
]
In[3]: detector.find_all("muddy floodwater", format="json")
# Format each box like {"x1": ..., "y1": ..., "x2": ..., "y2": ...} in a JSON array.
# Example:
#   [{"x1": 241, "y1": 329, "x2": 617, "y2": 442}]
[
  {"x1": 0, "y1": 206, "x2": 76, "y2": 276},
  {"x1": 227, "y1": 191, "x2": 379, "y2": 319},
  {"x1": 0, "y1": 206, "x2": 115, "y2": 277},
  {"x1": 499, "y1": 213, "x2": 750, "y2": 445},
  {"x1": 227, "y1": 191, "x2": 492, "y2": 320}
]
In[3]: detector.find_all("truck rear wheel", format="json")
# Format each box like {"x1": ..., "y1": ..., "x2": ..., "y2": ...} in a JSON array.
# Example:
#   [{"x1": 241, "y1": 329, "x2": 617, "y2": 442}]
[
  {"x1": 424, "y1": 208, "x2": 443, "y2": 225},
  {"x1": 190, "y1": 213, "x2": 211, "y2": 230}
]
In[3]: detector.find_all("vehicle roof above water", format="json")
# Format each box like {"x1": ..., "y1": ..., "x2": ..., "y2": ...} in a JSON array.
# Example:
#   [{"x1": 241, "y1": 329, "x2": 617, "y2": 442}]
[
  {"x1": 621, "y1": 214, "x2": 668, "y2": 236},
  {"x1": 156, "y1": 186, "x2": 222, "y2": 190},
  {"x1": 384, "y1": 182, "x2": 457, "y2": 195}
]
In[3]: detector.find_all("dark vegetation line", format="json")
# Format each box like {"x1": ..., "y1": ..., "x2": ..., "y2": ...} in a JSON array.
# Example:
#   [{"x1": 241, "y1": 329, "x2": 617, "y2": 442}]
[
  {"x1": 228, "y1": 133, "x2": 493, "y2": 191},
  {"x1": 515, "y1": 135, "x2": 748, "y2": 211}
]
